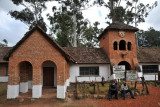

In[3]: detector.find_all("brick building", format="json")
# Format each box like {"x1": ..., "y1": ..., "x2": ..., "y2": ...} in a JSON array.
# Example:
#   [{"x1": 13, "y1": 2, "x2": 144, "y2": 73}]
[{"x1": 0, "y1": 21, "x2": 160, "y2": 99}]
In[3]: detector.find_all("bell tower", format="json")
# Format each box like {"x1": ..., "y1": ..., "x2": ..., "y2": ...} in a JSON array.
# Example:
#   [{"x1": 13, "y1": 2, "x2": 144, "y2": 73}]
[{"x1": 98, "y1": 21, "x2": 139, "y2": 70}]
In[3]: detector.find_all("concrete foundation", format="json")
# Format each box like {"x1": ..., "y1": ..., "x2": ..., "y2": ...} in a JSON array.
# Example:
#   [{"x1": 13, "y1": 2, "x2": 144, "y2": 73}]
[
  {"x1": 57, "y1": 85, "x2": 66, "y2": 99},
  {"x1": 28, "y1": 81, "x2": 32, "y2": 89},
  {"x1": 32, "y1": 85, "x2": 42, "y2": 98},
  {"x1": 20, "y1": 82, "x2": 28, "y2": 93},
  {"x1": 7, "y1": 85, "x2": 19, "y2": 99}
]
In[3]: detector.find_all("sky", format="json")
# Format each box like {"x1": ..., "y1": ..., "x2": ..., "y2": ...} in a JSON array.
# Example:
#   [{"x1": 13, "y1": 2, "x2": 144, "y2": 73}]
[{"x1": 0, "y1": 0, "x2": 160, "y2": 47}]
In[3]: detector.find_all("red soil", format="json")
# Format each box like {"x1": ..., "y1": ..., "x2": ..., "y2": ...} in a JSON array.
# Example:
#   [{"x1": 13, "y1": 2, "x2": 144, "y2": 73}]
[{"x1": 0, "y1": 84, "x2": 160, "y2": 107}]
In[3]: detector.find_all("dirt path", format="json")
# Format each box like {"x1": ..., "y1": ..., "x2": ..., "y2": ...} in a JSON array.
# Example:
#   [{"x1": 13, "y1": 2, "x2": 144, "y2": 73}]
[{"x1": 1, "y1": 85, "x2": 160, "y2": 107}]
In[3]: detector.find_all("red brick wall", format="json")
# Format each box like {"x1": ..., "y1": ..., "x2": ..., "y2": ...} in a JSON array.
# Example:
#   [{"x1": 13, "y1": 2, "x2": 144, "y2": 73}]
[
  {"x1": 19, "y1": 61, "x2": 32, "y2": 82},
  {"x1": 100, "y1": 30, "x2": 139, "y2": 69},
  {"x1": 8, "y1": 30, "x2": 69, "y2": 85},
  {"x1": 0, "y1": 63, "x2": 7, "y2": 76}
]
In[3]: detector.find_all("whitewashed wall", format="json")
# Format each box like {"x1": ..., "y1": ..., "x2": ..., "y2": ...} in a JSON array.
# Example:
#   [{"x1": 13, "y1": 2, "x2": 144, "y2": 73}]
[
  {"x1": 69, "y1": 64, "x2": 110, "y2": 82},
  {"x1": 139, "y1": 63, "x2": 160, "y2": 81},
  {"x1": 0, "y1": 76, "x2": 8, "y2": 82}
]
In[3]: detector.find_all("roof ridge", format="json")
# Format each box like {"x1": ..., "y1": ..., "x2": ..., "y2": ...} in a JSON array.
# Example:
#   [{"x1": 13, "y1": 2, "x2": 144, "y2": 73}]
[{"x1": 4, "y1": 25, "x2": 76, "y2": 62}]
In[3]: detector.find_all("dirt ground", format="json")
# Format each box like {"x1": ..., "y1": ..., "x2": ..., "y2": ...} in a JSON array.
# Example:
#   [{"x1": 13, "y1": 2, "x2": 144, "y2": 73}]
[{"x1": 0, "y1": 84, "x2": 160, "y2": 107}]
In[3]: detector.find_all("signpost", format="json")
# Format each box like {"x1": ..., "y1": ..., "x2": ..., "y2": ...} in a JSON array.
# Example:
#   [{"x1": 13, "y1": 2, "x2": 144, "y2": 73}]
[
  {"x1": 113, "y1": 65, "x2": 125, "y2": 79},
  {"x1": 126, "y1": 70, "x2": 137, "y2": 81}
]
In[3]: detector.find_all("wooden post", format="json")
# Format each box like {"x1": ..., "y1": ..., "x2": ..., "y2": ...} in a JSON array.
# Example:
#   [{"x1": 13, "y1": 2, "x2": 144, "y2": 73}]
[
  {"x1": 75, "y1": 77, "x2": 78, "y2": 99},
  {"x1": 144, "y1": 81, "x2": 149, "y2": 94},
  {"x1": 142, "y1": 79, "x2": 144, "y2": 91},
  {"x1": 134, "y1": 81, "x2": 137, "y2": 94},
  {"x1": 92, "y1": 81, "x2": 96, "y2": 94},
  {"x1": 97, "y1": 82, "x2": 100, "y2": 94},
  {"x1": 83, "y1": 81, "x2": 86, "y2": 98},
  {"x1": 141, "y1": 77, "x2": 149, "y2": 94},
  {"x1": 155, "y1": 74, "x2": 157, "y2": 87}
]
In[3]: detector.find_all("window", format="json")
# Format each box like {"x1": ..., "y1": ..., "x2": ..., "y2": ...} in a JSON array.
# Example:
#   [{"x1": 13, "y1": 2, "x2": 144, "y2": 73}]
[
  {"x1": 119, "y1": 40, "x2": 126, "y2": 50},
  {"x1": 128, "y1": 42, "x2": 131, "y2": 50},
  {"x1": 6, "y1": 66, "x2": 8, "y2": 76},
  {"x1": 113, "y1": 42, "x2": 117, "y2": 50},
  {"x1": 142, "y1": 65, "x2": 158, "y2": 73},
  {"x1": 80, "y1": 67, "x2": 99, "y2": 76}
]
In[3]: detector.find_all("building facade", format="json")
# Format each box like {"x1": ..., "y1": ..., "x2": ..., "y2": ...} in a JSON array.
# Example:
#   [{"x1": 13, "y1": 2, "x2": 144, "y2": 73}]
[{"x1": 0, "y1": 22, "x2": 160, "y2": 99}]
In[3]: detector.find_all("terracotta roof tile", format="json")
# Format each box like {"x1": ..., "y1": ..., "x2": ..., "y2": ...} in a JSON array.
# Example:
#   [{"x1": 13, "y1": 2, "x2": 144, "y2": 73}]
[
  {"x1": 4, "y1": 25, "x2": 75, "y2": 62},
  {"x1": 98, "y1": 21, "x2": 139, "y2": 39},
  {"x1": 64, "y1": 47, "x2": 110, "y2": 64},
  {"x1": 0, "y1": 47, "x2": 12, "y2": 63},
  {"x1": 137, "y1": 47, "x2": 160, "y2": 63},
  {"x1": 1, "y1": 47, "x2": 160, "y2": 64}
]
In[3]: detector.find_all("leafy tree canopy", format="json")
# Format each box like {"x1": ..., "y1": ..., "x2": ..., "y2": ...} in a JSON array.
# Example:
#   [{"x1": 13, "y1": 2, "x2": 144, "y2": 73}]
[
  {"x1": 94, "y1": 0, "x2": 157, "y2": 26},
  {"x1": 0, "y1": 39, "x2": 8, "y2": 47},
  {"x1": 9, "y1": 0, "x2": 51, "y2": 31},
  {"x1": 137, "y1": 27, "x2": 160, "y2": 47},
  {"x1": 48, "y1": 0, "x2": 101, "y2": 47}
]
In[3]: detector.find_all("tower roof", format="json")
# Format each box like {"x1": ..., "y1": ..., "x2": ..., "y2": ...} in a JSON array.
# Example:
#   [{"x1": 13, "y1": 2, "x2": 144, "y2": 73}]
[{"x1": 98, "y1": 21, "x2": 139, "y2": 39}]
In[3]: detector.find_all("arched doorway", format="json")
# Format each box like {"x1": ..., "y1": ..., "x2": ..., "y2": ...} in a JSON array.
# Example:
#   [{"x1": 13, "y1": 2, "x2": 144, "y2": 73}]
[
  {"x1": 118, "y1": 61, "x2": 131, "y2": 70},
  {"x1": 42, "y1": 60, "x2": 57, "y2": 87},
  {"x1": 18, "y1": 61, "x2": 33, "y2": 93}
]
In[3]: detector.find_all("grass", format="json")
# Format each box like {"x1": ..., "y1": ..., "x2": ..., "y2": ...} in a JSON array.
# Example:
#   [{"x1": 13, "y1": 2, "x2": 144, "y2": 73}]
[
  {"x1": 77, "y1": 83, "x2": 109, "y2": 95},
  {"x1": 0, "y1": 83, "x2": 7, "y2": 96},
  {"x1": 68, "y1": 82, "x2": 143, "y2": 98},
  {"x1": 0, "y1": 99, "x2": 17, "y2": 104},
  {"x1": 56, "y1": 98, "x2": 67, "y2": 103}
]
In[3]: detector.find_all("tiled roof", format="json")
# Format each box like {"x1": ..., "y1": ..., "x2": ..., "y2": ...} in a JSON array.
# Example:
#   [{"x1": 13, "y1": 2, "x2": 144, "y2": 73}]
[
  {"x1": 4, "y1": 25, "x2": 76, "y2": 62},
  {"x1": 98, "y1": 21, "x2": 139, "y2": 39},
  {"x1": 64, "y1": 47, "x2": 110, "y2": 64},
  {"x1": 137, "y1": 47, "x2": 160, "y2": 63},
  {"x1": 0, "y1": 47, "x2": 12, "y2": 62},
  {"x1": 1, "y1": 47, "x2": 160, "y2": 64}
]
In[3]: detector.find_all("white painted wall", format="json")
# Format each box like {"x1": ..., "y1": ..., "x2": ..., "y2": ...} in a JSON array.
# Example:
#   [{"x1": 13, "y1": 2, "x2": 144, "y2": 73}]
[
  {"x1": 57, "y1": 85, "x2": 66, "y2": 99},
  {"x1": 28, "y1": 81, "x2": 32, "y2": 89},
  {"x1": 139, "y1": 63, "x2": 160, "y2": 81},
  {"x1": 0, "y1": 76, "x2": 8, "y2": 82},
  {"x1": 32, "y1": 85, "x2": 42, "y2": 98},
  {"x1": 69, "y1": 64, "x2": 110, "y2": 82},
  {"x1": 20, "y1": 82, "x2": 28, "y2": 93},
  {"x1": 7, "y1": 85, "x2": 19, "y2": 99},
  {"x1": 54, "y1": 68, "x2": 57, "y2": 87}
]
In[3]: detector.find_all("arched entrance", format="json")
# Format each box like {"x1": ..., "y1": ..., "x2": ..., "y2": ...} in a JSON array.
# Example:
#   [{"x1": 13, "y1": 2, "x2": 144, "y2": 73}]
[
  {"x1": 42, "y1": 60, "x2": 57, "y2": 87},
  {"x1": 118, "y1": 61, "x2": 131, "y2": 70},
  {"x1": 18, "y1": 61, "x2": 33, "y2": 93}
]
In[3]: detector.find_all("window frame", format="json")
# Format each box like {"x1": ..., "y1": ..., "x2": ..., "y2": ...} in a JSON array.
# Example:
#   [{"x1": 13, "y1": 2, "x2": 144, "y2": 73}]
[
  {"x1": 119, "y1": 40, "x2": 126, "y2": 50},
  {"x1": 113, "y1": 41, "x2": 118, "y2": 50},
  {"x1": 127, "y1": 42, "x2": 132, "y2": 51},
  {"x1": 79, "y1": 66, "x2": 99, "y2": 76},
  {"x1": 142, "y1": 65, "x2": 158, "y2": 74}
]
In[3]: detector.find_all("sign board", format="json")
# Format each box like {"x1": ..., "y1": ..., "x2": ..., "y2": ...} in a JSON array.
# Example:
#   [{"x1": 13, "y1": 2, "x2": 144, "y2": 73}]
[
  {"x1": 113, "y1": 65, "x2": 125, "y2": 72},
  {"x1": 113, "y1": 65, "x2": 125, "y2": 79},
  {"x1": 126, "y1": 70, "x2": 138, "y2": 81}
]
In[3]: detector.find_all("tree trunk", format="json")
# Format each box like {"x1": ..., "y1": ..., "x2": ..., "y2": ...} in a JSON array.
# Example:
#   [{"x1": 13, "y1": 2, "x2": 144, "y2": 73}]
[
  {"x1": 72, "y1": 14, "x2": 77, "y2": 47},
  {"x1": 71, "y1": 1, "x2": 77, "y2": 47},
  {"x1": 110, "y1": 0, "x2": 116, "y2": 22}
]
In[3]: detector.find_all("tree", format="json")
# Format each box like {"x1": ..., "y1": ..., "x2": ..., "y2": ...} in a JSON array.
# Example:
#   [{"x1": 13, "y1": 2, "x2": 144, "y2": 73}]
[
  {"x1": 137, "y1": 28, "x2": 160, "y2": 47},
  {"x1": 48, "y1": 0, "x2": 94, "y2": 47},
  {"x1": 80, "y1": 22, "x2": 103, "y2": 47},
  {"x1": 0, "y1": 39, "x2": 8, "y2": 47},
  {"x1": 9, "y1": 0, "x2": 50, "y2": 31},
  {"x1": 95, "y1": 0, "x2": 157, "y2": 26}
]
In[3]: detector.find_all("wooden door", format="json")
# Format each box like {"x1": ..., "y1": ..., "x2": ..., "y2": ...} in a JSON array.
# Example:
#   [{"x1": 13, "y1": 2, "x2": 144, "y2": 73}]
[{"x1": 43, "y1": 67, "x2": 54, "y2": 86}]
